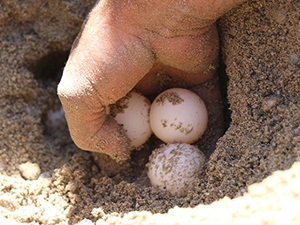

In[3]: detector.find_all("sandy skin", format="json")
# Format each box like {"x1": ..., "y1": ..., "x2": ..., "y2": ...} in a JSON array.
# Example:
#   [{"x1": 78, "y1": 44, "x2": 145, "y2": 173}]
[{"x1": 57, "y1": 0, "x2": 245, "y2": 161}]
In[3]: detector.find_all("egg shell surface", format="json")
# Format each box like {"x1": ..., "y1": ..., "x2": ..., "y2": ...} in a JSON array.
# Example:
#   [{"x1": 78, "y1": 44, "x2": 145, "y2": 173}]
[
  {"x1": 147, "y1": 143, "x2": 206, "y2": 196},
  {"x1": 149, "y1": 88, "x2": 208, "y2": 144},
  {"x1": 113, "y1": 91, "x2": 152, "y2": 150}
]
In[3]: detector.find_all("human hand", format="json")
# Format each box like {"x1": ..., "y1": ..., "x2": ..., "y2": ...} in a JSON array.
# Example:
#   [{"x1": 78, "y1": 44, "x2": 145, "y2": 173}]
[{"x1": 57, "y1": 0, "x2": 245, "y2": 161}]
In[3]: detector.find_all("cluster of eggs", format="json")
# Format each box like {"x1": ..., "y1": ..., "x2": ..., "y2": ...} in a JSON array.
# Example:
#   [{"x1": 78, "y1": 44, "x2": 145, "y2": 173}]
[{"x1": 111, "y1": 88, "x2": 208, "y2": 196}]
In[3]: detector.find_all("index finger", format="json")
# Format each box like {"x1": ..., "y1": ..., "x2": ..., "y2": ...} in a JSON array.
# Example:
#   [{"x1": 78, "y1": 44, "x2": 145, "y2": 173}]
[{"x1": 57, "y1": 2, "x2": 155, "y2": 160}]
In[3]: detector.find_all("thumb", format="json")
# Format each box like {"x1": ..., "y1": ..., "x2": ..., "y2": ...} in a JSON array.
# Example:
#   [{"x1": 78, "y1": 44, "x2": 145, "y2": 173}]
[{"x1": 57, "y1": 2, "x2": 155, "y2": 161}]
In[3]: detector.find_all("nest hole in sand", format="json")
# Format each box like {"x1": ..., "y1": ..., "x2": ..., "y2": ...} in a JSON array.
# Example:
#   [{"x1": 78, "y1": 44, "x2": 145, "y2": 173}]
[
  {"x1": 30, "y1": 47, "x2": 232, "y2": 176},
  {"x1": 31, "y1": 51, "x2": 72, "y2": 150}
]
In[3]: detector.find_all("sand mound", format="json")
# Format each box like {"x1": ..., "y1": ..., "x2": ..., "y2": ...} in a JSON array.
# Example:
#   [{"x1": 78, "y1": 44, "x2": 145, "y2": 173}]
[{"x1": 0, "y1": 0, "x2": 299, "y2": 224}]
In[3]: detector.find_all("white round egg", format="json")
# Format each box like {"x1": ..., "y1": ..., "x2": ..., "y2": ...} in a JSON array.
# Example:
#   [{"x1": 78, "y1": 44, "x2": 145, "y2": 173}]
[
  {"x1": 147, "y1": 143, "x2": 206, "y2": 196},
  {"x1": 112, "y1": 91, "x2": 152, "y2": 150},
  {"x1": 149, "y1": 88, "x2": 208, "y2": 144}
]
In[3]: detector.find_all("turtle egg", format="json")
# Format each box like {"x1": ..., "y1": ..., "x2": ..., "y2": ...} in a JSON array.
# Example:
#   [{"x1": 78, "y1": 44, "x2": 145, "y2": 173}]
[
  {"x1": 149, "y1": 88, "x2": 208, "y2": 144},
  {"x1": 112, "y1": 91, "x2": 152, "y2": 150},
  {"x1": 147, "y1": 143, "x2": 206, "y2": 196}
]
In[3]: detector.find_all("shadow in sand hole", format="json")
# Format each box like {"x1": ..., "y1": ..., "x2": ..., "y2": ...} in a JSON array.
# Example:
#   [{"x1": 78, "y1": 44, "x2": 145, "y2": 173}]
[{"x1": 33, "y1": 51, "x2": 69, "y2": 84}]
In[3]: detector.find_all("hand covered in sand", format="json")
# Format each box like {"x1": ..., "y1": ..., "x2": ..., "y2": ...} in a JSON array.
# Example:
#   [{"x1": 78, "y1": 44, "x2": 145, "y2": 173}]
[{"x1": 57, "y1": 0, "x2": 245, "y2": 161}]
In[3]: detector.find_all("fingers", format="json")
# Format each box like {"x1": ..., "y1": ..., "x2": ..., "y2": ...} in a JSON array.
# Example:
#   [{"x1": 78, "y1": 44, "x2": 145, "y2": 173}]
[
  {"x1": 57, "y1": 3, "x2": 155, "y2": 161},
  {"x1": 153, "y1": 24, "x2": 219, "y2": 85}
]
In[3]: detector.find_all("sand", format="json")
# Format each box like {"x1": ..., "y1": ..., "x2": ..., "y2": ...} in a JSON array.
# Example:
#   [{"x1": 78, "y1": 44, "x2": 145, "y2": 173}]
[{"x1": 0, "y1": 0, "x2": 299, "y2": 224}]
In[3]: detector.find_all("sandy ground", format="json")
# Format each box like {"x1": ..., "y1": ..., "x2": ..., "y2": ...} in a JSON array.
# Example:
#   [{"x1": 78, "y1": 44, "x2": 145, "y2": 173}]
[{"x1": 0, "y1": 0, "x2": 299, "y2": 224}]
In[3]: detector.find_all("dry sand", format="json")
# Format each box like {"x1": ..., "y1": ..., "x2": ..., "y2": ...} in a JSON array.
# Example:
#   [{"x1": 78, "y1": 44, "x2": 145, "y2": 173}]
[{"x1": 0, "y1": 0, "x2": 299, "y2": 224}]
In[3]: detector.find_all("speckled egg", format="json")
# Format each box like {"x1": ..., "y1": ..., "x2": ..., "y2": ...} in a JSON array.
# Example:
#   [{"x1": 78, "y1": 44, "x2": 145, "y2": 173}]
[
  {"x1": 149, "y1": 88, "x2": 208, "y2": 144},
  {"x1": 112, "y1": 91, "x2": 152, "y2": 150},
  {"x1": 147, "y1": 143, "x2": 206, "y2": 196}
]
